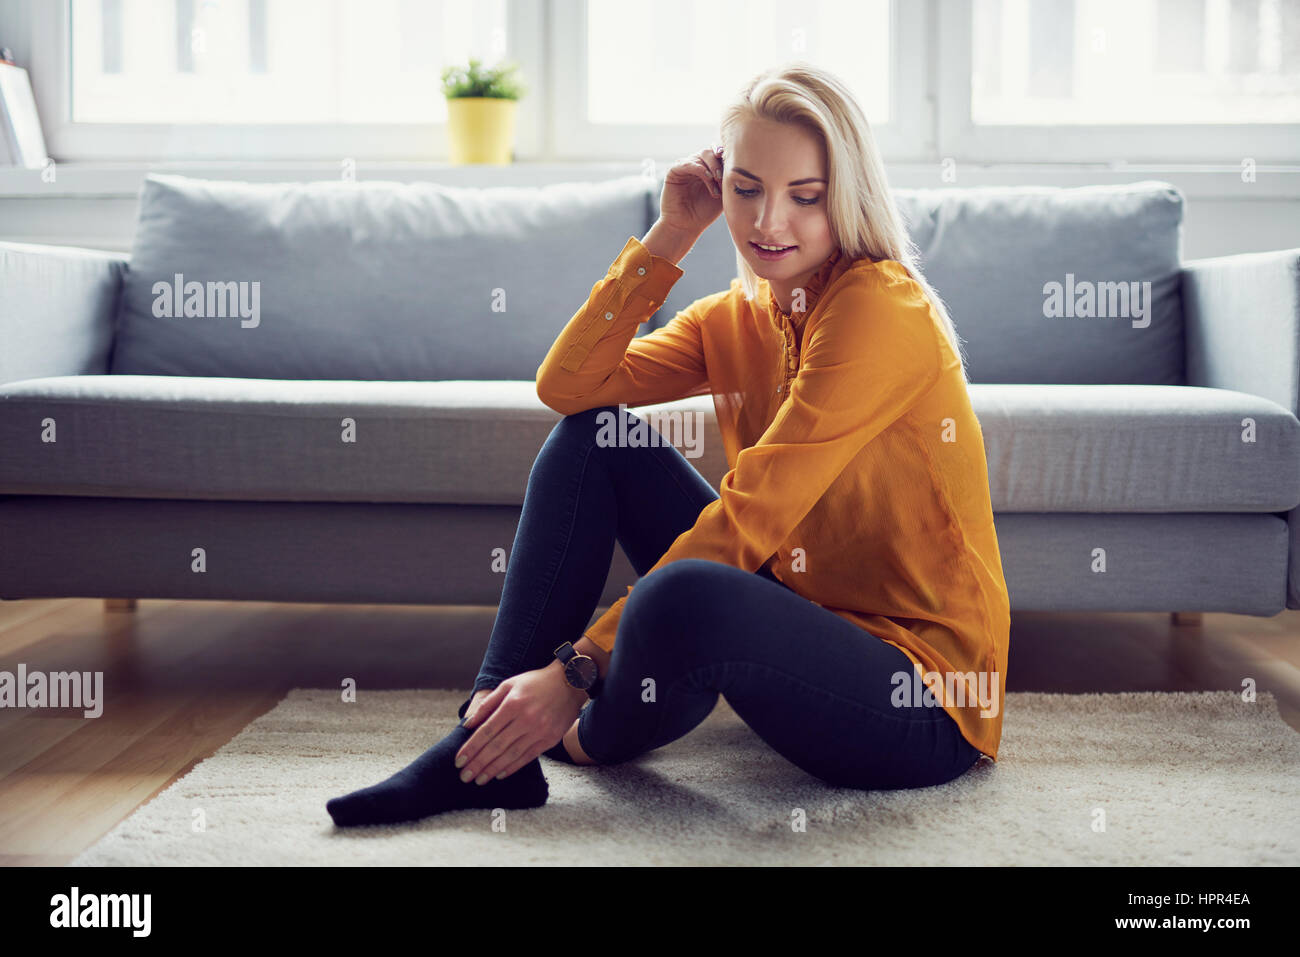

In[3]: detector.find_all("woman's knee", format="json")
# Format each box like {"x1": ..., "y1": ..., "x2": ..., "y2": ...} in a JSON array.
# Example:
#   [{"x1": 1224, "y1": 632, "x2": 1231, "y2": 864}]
[
  {"x1": 536, "y1": 405, "x2": 637, "y2": 473},
  {"x1": 623, "y1": 560, "x2": 732, "y2": 647},
  {"x1": 530, "y1": 406, "x2": 618, "y2": 484}
]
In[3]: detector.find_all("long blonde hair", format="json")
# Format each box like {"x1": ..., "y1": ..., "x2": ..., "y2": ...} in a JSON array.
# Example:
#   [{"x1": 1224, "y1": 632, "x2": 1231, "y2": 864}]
[{"x1": 720, "y1": 61, "x2": 970, "y2": 382}]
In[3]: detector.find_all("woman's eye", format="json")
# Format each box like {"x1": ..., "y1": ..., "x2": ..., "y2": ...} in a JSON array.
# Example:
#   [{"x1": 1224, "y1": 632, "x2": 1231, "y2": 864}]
[{"x1": 730, "y1": 185, "x2": 820, "y2": 206}]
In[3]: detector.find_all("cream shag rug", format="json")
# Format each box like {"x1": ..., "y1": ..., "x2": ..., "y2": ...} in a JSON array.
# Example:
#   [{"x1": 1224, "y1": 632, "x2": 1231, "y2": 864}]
[{"x1": 71, "y1": 689, "x2": 1300, "y2": 866}]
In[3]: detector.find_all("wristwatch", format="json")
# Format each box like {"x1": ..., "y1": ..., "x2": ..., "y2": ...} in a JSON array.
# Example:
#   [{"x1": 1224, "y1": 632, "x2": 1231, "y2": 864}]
[{"x1": 553, "y1": 641, "x2": 603, "y2": 698}]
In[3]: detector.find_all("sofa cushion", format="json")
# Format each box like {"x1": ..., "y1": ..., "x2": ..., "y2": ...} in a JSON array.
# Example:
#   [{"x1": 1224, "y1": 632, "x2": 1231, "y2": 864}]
[
  {"x1": 109, "y1": 173, "x2": 654, "y2": 381},
  {"x1": 0, "y1": 375, "x2": 728, "y2": 505},
  {"x1": 975, "y1": 384, "x2": 1300, "y2": 512},
  {"x1": 654, "y1": 179, "x2": 1185, "y2": 386},
  {"x1": 1, "y1": 377, "x2": 1296, "y2": 513}
]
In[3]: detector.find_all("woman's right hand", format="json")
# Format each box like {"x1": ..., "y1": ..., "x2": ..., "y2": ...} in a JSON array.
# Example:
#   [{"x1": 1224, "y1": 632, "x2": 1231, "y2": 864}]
[{"x1": 658, "y1": 145, "x2": 726, "y2": 240}]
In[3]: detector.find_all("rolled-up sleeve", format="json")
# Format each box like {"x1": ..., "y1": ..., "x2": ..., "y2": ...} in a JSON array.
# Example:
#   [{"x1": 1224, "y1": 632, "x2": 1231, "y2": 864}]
[{"x1": 536, "y1": 235, "x2": 712, "y2": 415}]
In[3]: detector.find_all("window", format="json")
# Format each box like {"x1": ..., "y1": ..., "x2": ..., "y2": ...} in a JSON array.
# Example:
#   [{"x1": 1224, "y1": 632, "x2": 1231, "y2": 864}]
[
  {"x1": 972, "y1": 0, "x2": 1300, "y2": 125},
  {"x1": 71, "y1": 0, "x2": 509, "y2": 124},
  {"x1": 585, "y1": 0, "x2": 890, "y2": 126},
  {"x1": 551, "y1": 0, "x2": 921, "y2": 161},
  {"x1": 937, "y1": 0, "x2": 1299, "y2": 163}
]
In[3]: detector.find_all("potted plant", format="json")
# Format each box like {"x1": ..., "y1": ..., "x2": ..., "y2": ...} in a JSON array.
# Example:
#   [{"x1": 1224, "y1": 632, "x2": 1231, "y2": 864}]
[{"x1": 441, "y1": 57, "x2": 527, "y2": 165}]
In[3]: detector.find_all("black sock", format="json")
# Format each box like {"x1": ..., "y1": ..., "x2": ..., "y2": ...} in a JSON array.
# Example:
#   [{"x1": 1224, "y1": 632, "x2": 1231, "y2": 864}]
[
  {"x1": 326, "y1": 713, "x2": 549, "y2": 828},
  {"x1": 542, "y1": 739, "x2": 578, "y2": 764}
]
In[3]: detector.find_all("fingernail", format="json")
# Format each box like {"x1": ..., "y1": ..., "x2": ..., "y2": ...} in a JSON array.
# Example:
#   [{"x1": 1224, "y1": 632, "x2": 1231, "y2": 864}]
[
  {"x1": 475, "y1": 774, "x2": 489, "y2": 785},
  {"x1": 460, "y1": 768, "x2": 473, "y2": 783},
  {"x1": 455, "y1": 754, "x2": 466, "y2": 768}
]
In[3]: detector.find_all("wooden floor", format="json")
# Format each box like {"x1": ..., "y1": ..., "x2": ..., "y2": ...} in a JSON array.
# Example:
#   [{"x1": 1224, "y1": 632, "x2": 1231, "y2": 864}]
[{"x1": 1, "y1": 597, "x2": 1298, "y2": 866}]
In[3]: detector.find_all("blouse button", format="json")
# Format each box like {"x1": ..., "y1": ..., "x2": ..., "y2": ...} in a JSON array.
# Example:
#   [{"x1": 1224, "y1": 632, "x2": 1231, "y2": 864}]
[
  {"x1": 776, "y1": 384, "x2": 783, "y2": 393},
  {"x1": 604, "y1": 311, "x2": 614, "y2": 320},
  {"x1": 636, "y1": 266, "x2": 646, "y2": 276}
]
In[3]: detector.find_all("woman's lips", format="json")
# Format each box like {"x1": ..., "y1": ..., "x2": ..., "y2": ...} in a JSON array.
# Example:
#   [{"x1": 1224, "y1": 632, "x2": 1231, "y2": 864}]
[{"x1": 750, "y1": 242, "x2": 797, "y2": 260}]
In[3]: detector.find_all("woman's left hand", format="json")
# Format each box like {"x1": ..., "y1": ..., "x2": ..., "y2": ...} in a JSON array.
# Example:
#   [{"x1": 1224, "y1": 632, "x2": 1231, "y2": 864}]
[{"x1": 454, "y1": 664, "x2": 587, "y2": 784}]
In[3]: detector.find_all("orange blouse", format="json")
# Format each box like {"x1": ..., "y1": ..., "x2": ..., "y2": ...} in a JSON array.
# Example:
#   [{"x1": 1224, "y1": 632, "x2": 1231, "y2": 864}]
[{"x1": 535, "y1": 235, "x2": 1011, "y2": 760}]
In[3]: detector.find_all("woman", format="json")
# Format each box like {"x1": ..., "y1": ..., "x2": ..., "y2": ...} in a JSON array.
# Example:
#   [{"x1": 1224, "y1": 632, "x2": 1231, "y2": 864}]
[{"x1": 326, "y1": 62, "x2": 1010, "y2": 828}]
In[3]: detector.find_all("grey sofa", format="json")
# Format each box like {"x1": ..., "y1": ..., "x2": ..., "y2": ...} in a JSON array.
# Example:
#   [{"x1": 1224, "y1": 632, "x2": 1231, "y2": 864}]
[{"x1": 1, "y1": 173, "x2": 1298, "y2": 625}]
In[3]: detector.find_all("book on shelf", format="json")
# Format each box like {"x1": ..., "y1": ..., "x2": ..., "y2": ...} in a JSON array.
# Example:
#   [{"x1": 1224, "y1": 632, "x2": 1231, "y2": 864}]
[{"x1": 0, "y1": 60, "x2": 50, "y2": 168}]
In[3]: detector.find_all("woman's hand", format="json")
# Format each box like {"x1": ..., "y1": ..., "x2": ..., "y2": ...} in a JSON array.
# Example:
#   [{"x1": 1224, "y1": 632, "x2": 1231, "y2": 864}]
[
  {"x1": 454, "y1": 664, "x2": 587, "y2": 784},
  {"x1": 658, "y1": 144, "x2": 726, "y2": 240}
]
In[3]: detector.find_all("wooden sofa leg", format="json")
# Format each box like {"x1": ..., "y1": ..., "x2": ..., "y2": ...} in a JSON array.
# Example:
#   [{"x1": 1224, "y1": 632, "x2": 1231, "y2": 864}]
[
  {"x1": 104, "y1": 598, "x2": 138, "y2": 612},
  {"x1": 1171, "y1": 611, "x2": 1202, "y2": 627}
]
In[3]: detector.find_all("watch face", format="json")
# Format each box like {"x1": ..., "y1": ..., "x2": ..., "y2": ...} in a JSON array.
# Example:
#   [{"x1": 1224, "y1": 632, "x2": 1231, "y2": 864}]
[{"x1": 565, "y1": 656, "x2": 598, "y2": 688}]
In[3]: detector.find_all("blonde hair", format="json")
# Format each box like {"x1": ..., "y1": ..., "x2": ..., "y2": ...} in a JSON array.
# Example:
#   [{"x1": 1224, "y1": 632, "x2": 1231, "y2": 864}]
[{"x1": 720, "y1": 61, "x2": 970, "y2": 382}]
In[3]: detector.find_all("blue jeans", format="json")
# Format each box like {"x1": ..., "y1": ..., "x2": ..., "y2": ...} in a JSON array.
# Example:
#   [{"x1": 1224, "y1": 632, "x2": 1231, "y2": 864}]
[{"x1": 458, "y1": 405, "x2": 983, "y2": 790}]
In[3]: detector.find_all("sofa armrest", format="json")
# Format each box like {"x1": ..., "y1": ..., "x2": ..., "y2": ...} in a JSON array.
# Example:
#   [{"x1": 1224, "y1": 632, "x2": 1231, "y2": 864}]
[
  {"x1": 1185, "y1": 248, "x2": 1300, "y2": 611},
  {"x1": 0, "y1": 240, "x2": 127, "y2": 388},
  {"x1": 1183, "y1": 247, "x2": 1300, "y2": 417}
]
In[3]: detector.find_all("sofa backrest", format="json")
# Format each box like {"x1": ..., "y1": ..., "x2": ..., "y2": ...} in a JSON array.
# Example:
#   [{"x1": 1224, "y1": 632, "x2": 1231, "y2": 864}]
[
  {"x1": 111, "y1": 173, "x2": 1185, "y2": 386},
  {"x1": 110, "y1": 173, "x2": 654, "y2": 381},
  {"x1": 656, "y1": 178, "x2": 1186, "y2": 386}
]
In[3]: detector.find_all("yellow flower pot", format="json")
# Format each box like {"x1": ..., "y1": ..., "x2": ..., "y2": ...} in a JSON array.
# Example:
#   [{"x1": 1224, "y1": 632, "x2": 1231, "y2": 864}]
[{"x1": 445, "y1": 97, "x2": 518, "y2": 165}]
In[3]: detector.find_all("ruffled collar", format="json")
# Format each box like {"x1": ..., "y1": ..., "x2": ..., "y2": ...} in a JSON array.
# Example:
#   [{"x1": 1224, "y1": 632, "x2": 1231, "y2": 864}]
[{"x1": 761, "y1": 246, "x2": 847, "y2": 329}]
